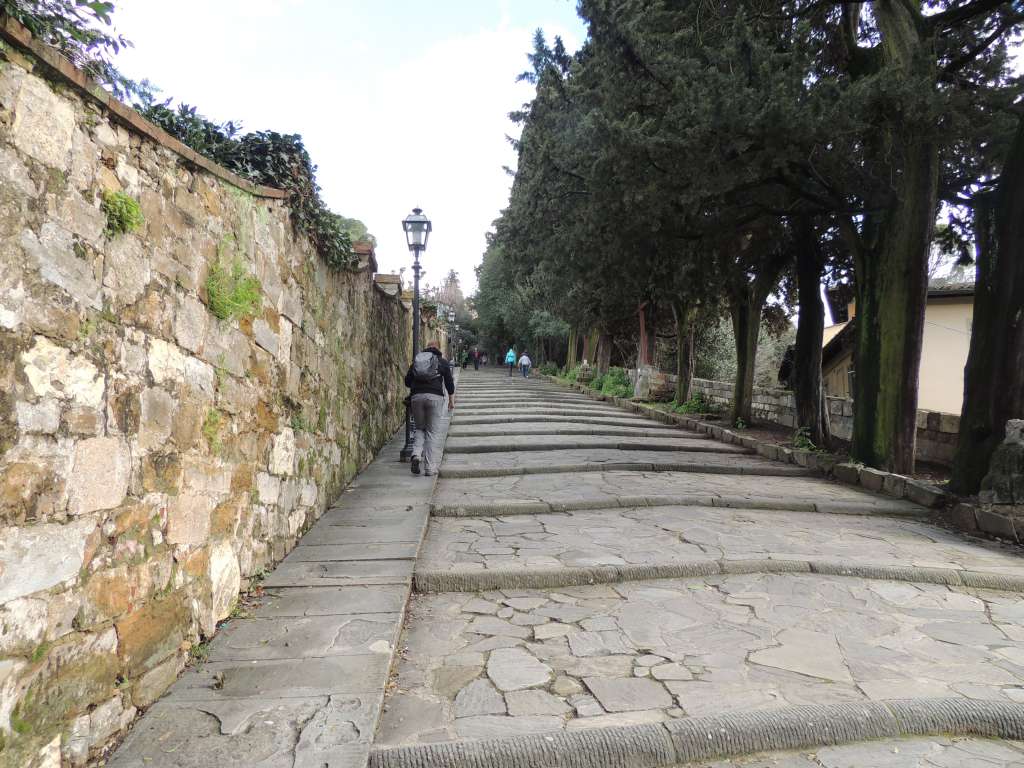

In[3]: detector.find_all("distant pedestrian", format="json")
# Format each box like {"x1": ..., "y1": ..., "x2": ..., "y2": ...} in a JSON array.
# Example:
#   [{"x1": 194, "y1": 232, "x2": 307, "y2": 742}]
[
  {"x1": 461, "y1": 350, "x2": 469, "y2": 370},
  {"x1": 472, "y1": 347, "x2": 480, "y2": 371},
  {"x1": 505, "y1": 347, "x2": 516, "y2": 376},
  {"x1": 518, "y1": 351, "x2": 532, "y2": 378},
  {"x1": 404, "y1": 339, "x2": 456, "y2": 477},
  {"x1": 482, "y1": 353, "x2": 488, "y2": 366}
]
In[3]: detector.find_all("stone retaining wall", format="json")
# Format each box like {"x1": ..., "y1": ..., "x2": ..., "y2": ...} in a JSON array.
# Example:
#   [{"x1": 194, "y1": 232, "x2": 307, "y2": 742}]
[
  {"x1": 0, "y1": 29, "x2": 409, "y2": 767},
  {"x1": 690, "y1": 379, "x2": 960, "y2": 466}
]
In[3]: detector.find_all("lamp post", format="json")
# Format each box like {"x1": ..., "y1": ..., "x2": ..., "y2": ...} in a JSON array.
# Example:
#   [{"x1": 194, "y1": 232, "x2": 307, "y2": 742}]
[
  {"x1": 447, "y1": 309, "x2": 456, "y2": 359},
  {"x1": 400, "y1": 207, "x2": 432, "y2": 462}
]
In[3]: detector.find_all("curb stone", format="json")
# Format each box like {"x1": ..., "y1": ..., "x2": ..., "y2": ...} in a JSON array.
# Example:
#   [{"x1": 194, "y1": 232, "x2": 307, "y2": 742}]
[
  {"x1": 369, "y1": 699, "x2": 1024, "y2": 768},
  {"x1": 412, "y1": 559, "x2": 1024, "y2": 594}
]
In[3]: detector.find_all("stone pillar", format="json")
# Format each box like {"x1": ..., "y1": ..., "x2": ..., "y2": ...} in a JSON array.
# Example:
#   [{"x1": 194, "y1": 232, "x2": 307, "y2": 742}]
[{"x1": 979, "y1": 420, "x2": 1024, "y2": 506}]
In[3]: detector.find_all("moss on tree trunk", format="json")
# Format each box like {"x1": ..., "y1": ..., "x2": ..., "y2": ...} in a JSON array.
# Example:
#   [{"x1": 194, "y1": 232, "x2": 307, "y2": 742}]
[
  {"x1": 850, "y1": 0, "x2": 937, "y2": 474},
  {"x1": 951, "y1": 118, "x2": 1024, "y2": 494},
  {"x1": 730, "y1": 289, "x2": 761, "y2": 425}
]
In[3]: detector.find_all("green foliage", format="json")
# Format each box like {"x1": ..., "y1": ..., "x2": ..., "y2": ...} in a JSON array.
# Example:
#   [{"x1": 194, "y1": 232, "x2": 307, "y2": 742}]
[
  {"x1": 538, "y1": 362, "x2": 559, "y2": 376},
  {"x1": 137, "y1": 102, "x2": 362, "y2": 270},
  {"x1": 100, "y1": 190, "x2": 143, "y2": 237},
  {"x1": 734, "y1": 417, "x2": 747, "y2": 430},
  {"x1": 188, "y1": 640, "x2": 211, "y2": 666},
  {"x1": 598, "y1": 367, "x2": 633, "y2": 398},
  {"x1": 561, "y1": 365, "x2": 580, "y2": 383},
  {"x1": 206, "y1": 257, "x2": 261, "y2": 322},
  {"x1": 792, "y1": 427, "x2": 824, "y2": 453},
  {"x1": 290, "y1": 412, "x2": 310, "y2": 432},
  {"x1": 671, "y1": 393, "x2": 723, "y2": 415},
  {"x1": 202, "y1": 409, "x2": 223, "y2": 454},
  {"x1": 2, "y1": 0, "x2": 149, "y2": 100}
]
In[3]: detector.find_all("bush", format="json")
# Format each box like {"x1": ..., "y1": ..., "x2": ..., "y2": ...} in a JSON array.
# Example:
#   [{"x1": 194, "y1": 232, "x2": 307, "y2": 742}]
[
  {"x1": 206, "y1": 258, "x2": 261, "y2": 322},
  {"x1": 589, "y1": 373, "x2": 606, "y2": 391},
  {"x1": 599, "y1": 367, "x2": 633, "y2": 398},
  {"x1": 539, "y1": 362, "x2": 559, "y2": 376},
  {"x1": 561, "y1": 365, "x2": 581, "y2": 383},
  {"x1": 670, "y1": 392, "x2": 724, "y2": 415},
  {"x1": 101, "y1": 190, "x2": 144, "y2": 237}
]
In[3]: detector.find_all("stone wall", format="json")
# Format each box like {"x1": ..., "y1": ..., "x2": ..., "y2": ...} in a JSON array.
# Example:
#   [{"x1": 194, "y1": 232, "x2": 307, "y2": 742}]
[
  {"x1": 690, "y1": 379, "x2": 960, "y2": 466},
  {"x1": 0, "y1": 28, "x2": 409, "y2": 767}
]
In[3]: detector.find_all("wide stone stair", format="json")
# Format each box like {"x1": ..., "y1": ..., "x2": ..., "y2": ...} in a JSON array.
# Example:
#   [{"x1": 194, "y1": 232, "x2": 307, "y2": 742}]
[{"x1": 371, "y1": 370, "x2": 1024, "y2": 767}]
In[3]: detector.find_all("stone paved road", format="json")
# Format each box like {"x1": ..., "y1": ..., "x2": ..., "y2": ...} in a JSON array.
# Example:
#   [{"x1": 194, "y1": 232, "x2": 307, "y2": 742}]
[{"x1": 373, "y1": 371, "x2": 1024, "y2": 768}]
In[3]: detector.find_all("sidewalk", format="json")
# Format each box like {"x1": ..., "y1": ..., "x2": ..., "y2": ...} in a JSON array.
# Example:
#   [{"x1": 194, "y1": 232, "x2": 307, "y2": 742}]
[{"x1": 108, "y1": 401, "x2": 452, "y2": 768}]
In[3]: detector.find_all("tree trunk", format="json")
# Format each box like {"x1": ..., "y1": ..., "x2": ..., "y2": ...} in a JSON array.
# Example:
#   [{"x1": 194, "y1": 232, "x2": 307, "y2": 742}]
[
  {"x1": 730, "y1": 288, "x2": 760, "y2": 425},
  {"x1": 637, "y1": 302, "x2": 656, "y2": 367},
  {"x1": 793, "y1": 217, "x2": 832, "y2": 448},
  {"x1": 950, "y1": 117, "x2": 1024, "y2": 494},
  {"x1": 671, "y1": 299, "x2": 696, "y2": 404},
  {"x1": 566, "y1": 328, "x2": 578, "y2": 370},
  {"x1": 850, "y1": 0, "x2": 937, "y2": 474},
  {"x1": 596, "y1": 332, "x2": 612, "y2": 374}
]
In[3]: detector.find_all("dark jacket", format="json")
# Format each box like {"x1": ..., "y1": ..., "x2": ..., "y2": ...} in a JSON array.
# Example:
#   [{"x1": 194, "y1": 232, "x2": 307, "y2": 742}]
[{"x1": 404, "y1": 347, "x2": 455, "y2": 397}]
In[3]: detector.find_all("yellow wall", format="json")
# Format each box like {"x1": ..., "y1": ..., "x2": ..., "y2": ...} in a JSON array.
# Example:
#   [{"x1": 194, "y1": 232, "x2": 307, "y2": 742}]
[
  {"x1": 918, "y1": 296, "x2": 973, "y2": 413},
  {"x1": 821, "y1": 296, "x2": 973, "y2": 414}
]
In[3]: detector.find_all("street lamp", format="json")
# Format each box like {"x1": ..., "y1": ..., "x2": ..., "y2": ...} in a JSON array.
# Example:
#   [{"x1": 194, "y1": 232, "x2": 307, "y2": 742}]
[
  {"x1": 447, "y1": 310, "x2": 456, "y2": 359},
  {"x1": 400, "y1": 207, "x2": 432, "y2": 462}
]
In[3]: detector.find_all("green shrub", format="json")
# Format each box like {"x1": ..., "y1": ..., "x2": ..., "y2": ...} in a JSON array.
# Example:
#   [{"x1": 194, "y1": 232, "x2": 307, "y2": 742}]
[
  {"x1": 590, "y1": 373, "x2": 606, "y2": 391},
  {"x1": 562, "y1": 365, "x2": 581, "y2": 383},
  {"x1": 202, "y1": 409, "x2": 223, "y2": 454},
  {"x1": 539, "y1": 362, "x2": 559, "y2": 376},
  {"x1": 101, "y1": 190, "x2": 144, "y2": 237},
  {"x1": 671, "y1": 392, "x2": 724, "y2": 415},
  {"x1": 206, "y1": 259, "x2": 262, "y2": 321},
  {"x1": 599, "y1": 366, "x2": 633, "y2": 398}
]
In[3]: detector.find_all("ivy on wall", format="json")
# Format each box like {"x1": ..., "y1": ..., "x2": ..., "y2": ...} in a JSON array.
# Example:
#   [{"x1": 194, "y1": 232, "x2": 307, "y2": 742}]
[
  {"x1": 138, "y1": 102, "x2": 361, "y2": 270},
  {"x1": 2, "y1": 1, "x2": 371, "y2": 271}
]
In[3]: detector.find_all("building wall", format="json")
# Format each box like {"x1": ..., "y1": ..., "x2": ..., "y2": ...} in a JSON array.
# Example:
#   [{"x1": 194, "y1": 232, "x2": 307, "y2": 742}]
[
  {"x1": 822, "y1": 296, "x2": 973, "y2": 413},
  {"x1": 0, "y1": 33, "x2": 409, "y2": 767},
  {"x1": 918, "y1": 296, "x2": 973, "y2": 414}
]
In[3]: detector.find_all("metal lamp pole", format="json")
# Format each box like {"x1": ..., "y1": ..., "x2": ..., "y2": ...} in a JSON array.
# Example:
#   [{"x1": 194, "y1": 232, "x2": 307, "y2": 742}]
[{"x1": 400, "y1": 208, "x2": 431, "y2": 462}]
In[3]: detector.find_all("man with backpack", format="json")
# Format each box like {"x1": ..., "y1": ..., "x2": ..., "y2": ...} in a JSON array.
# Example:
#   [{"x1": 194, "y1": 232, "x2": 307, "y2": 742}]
[{"x1": 404, "y1": 339, "x2": 456, "y2": 476}]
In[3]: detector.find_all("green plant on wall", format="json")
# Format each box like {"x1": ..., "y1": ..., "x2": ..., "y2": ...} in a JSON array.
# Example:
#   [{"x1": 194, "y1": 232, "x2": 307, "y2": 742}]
[
  {"x1": 101, "y1": 190, "x2": 144, "y2": 237},
  {"x1": 206, "y1": 259, "x2": 261, "y2": 322},
  {"x1": 202, "y1": 408, "x2": 223, "y2": 454}
]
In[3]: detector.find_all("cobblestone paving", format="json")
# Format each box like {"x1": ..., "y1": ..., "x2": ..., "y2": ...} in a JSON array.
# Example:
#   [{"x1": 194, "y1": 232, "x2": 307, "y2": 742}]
[
  {"x1": 380, "y1": 575, "x2": 1024, "y2": 742},
  {"x1": 373, "y1": 372, "x2": 1024, "y2": 767}
]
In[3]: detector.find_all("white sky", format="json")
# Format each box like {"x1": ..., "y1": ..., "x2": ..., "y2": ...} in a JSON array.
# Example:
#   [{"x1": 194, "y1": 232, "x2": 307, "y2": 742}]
[{"x1": 110, "y1": 1, "x2": 585, "y2": 292}]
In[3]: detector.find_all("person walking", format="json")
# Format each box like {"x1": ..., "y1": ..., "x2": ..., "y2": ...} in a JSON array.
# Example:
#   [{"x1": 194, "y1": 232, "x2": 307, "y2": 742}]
[
  {"x1": 505, "y1": 347, "x2": 516, "y2": 376},
  {"x1": 472, "y1": 348, "x2": 480, "y2": 371},
  {"x1": 404, "y1": 339, "x2": 455, "y2": 476},
  {"x1": 518, "y1": 350, "x2": 532, "y2": 378}
]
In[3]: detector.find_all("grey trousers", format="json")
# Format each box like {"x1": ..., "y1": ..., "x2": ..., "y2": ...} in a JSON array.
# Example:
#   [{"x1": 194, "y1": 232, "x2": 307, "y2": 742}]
[{"x1": 411, "y1": 393, "x2": 445, "y2": 473}]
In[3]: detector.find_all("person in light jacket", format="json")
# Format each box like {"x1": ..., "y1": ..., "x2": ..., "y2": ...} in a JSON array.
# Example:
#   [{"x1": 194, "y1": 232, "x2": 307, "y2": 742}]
[
  {"x1": 518, "y1": 351, "x2": 532, "y2": 378},
  {"x1": 504, "y1": 347, "x2": 516, "y2": 376}
]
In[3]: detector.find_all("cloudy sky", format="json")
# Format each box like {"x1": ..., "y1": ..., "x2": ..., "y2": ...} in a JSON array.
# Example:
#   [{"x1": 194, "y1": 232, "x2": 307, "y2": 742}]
[{"x1": 111, "y1": 1, "x2": 586, "y2": 292}]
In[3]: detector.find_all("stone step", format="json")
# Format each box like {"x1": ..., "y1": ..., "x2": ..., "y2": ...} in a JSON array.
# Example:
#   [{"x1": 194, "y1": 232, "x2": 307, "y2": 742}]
[
  {"x1": 452, "y1": 415, "x2": 677, "y2": 429},
  {"x1": 437, "y1": 449, "x2": 817, "y2": 479},
  {"x1": 447, "y1": 425, "x2": 704, "y2": 439},
  {"x1": 428, "y1": 493, "x2": 923, "y2": 517},
  {"x1": 444, "y1": 437, "x2": 741, "y2": 455}
]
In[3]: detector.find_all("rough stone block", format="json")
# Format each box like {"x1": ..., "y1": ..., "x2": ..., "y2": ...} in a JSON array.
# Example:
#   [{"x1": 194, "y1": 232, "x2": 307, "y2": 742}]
[
  {"x1": 0, "y1": 516, "x2": 97, "y2": 603},
  {"x1": 975, "y1": 508, "x2": 1018, "y2": 541},
  {"x1": 904, "y1": 480, "x2": 948, "y2": 508},
  {"x1": 859, "y1": 467, "x2": 886, "y2": 492},
  {"x1": 882, "y1": 473, "x2": 907, "y2": 498},
  {"x1": 949, "y1": 503, "x2": 979, "y2": 532},
  {"x1": 68, "y1": 437, "x2": 129, "y2": 515},
  {"x1": 11, "y1": 72, "x2": 75, "y2": 169},
  {"x1": 833, "y1": 463, "x2": 861, "y2": 485},
  {"x1": 115, "y1": 591, "x2": 190, "y2": 676}
]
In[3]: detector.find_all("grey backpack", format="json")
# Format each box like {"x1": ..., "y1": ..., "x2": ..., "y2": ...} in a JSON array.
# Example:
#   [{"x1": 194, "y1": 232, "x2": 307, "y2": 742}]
[{"x1": 412, "y1": 351, "x2": 440, "y2": 384}]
